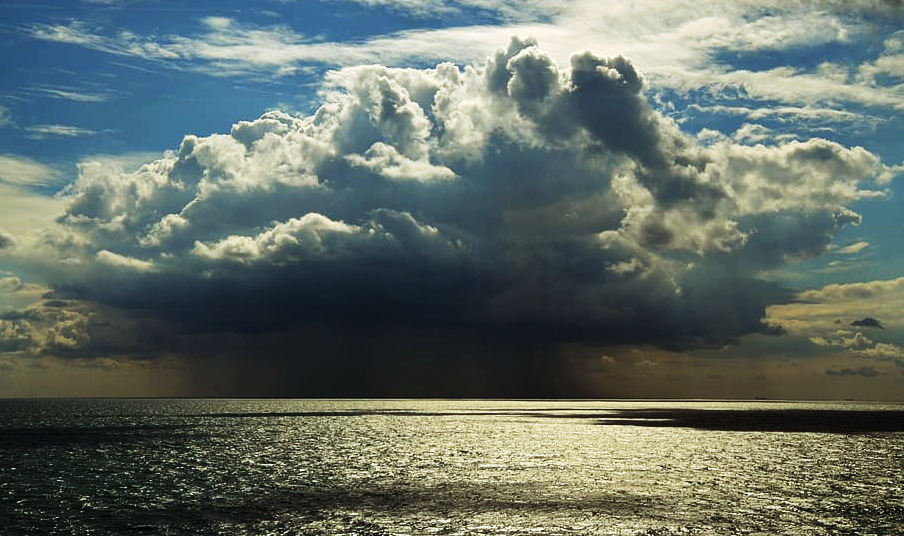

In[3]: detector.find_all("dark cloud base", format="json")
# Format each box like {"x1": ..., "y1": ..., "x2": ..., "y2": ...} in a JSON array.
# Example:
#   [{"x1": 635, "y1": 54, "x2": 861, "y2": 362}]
[{"x1": 165, "y1": 325, "x2": 570, "y2": 398}]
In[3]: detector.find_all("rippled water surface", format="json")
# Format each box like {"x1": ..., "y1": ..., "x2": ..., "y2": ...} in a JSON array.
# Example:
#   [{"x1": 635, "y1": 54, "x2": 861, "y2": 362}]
[{"x1": 1, "y1": 399, "x2": 903, "y2": 535}]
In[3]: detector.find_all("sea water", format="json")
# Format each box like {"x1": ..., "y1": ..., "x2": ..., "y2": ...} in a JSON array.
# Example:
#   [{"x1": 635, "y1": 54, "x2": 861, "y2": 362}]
[{"x1": 0, "y1": 399, "x2": 902, "y2": 535}]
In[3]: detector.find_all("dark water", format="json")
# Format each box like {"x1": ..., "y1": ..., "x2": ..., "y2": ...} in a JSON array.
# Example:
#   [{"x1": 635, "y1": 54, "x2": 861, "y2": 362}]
[{"x1": 1, "y1": 399, "x2": 903, "y2": 535}]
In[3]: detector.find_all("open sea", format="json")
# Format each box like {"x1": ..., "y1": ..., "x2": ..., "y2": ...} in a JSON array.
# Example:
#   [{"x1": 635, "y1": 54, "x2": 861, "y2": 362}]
[{"x1": 0, "y1": 399, "x2": 902, "y2": 535}]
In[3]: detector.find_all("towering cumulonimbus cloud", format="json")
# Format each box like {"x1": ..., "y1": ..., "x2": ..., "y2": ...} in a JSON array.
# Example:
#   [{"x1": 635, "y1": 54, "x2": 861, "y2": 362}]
[{"x1": 41, "y1": 37, "x2": 893, "y2": 357}]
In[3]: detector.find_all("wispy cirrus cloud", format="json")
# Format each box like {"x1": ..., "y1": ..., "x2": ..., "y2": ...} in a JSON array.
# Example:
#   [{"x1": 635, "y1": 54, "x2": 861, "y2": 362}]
[
  {"x1": 22, "y1": 0, "x2": 904, "y2": 124},
  {"x1": 665, "y1": 65, "x2": 904, "y2": 110},
  {"x1": 684, "y1": 103, "x2": 883, "y2": 137},
  {"x1": 25, "y1": 84, "x2": 117, "y2": 102},
  {"x1": 688, "y1": 104, "x2": 872, "y2": 123},
  {"x1": 25, "y1": 124, "x2": 100, "y2": 139},
  {"x1": 0, "y1": 155, "x2": 64, "y2": 238},
  {"x1": 337, "y1": 0, "x2": 566, "y2": 22},
  {"x1": 0, "y1": 154, "x2": 61, "y2": 187}
]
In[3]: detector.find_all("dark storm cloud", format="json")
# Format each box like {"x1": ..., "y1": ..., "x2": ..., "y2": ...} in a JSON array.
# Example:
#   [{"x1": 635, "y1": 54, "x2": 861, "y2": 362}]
[
  {"x1": 19, "y1": 38, "x2": 895, "y2": 394},
  {"x1": 851, "y1": 317, "x2": 884, "y2": 329}
]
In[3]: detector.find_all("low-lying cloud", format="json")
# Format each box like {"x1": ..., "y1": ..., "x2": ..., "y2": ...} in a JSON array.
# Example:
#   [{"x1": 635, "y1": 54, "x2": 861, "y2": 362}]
[
  {"x1": 851, "y1": 316, "x2": 884, "y2": 329},
  {"x1": 825, "y1": 366, "x2": 881, "y2": 378}
]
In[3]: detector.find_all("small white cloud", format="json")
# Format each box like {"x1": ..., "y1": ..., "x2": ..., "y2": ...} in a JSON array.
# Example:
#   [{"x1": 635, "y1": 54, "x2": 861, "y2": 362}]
[
  {"x1": 835, "y1": 241, "x2": 870, "y2": 255},
  {"x1": 275, "y1": 65, "x2": 299, "y2": 77},
  {"x1": 95, "y1": 250, "x2": 157, "y2": 272},
  {"x1": 732, "y1": 123, "x2": 773, "y2": 144},
  {"x1": 201, "y1": 16, "x2": 234, "y2": 30},
  {"x1": 607, "y1": 257, "x2": 645, "y2": 275},
  {"x1": 842, "y1": 331, "x2": 873, "y2": 349}
]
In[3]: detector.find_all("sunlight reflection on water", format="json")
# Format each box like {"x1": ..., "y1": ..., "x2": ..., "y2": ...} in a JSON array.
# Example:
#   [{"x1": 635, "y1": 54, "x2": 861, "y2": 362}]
[{"x1": 1, "y1": 399, "x2": 902, "y2": 535}]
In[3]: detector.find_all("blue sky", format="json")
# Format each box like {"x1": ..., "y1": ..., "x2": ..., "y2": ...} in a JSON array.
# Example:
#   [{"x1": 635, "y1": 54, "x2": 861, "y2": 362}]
[{"x1": 1, "y1": 0, "x2": 903, "y2": 398}]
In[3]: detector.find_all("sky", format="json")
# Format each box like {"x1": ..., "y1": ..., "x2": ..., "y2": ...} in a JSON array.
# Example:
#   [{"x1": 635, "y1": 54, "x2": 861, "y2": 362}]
[{"x1": 1, "y1": 0, "x2": 903, "y2": 399}]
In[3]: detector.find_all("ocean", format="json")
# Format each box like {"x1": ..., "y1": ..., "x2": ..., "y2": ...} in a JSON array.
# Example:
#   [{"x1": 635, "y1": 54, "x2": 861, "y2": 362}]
[{"x1": 0, "y1": 399, "x2": 902, "y2": 535}]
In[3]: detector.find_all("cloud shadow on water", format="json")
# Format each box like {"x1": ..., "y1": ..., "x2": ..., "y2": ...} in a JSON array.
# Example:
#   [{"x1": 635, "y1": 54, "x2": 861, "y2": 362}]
[
  {"x1": 203, "y1": 407, "x2": 904, "y2": 434},
  {"x1": 593, "y1": 408, "x2": 904, "y2": 433}
]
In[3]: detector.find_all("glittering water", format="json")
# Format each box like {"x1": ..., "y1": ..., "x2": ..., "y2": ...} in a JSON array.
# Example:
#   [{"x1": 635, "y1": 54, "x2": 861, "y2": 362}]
[{"x1": 1, "y1": 399, "x2": 903, "y2": 535}]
